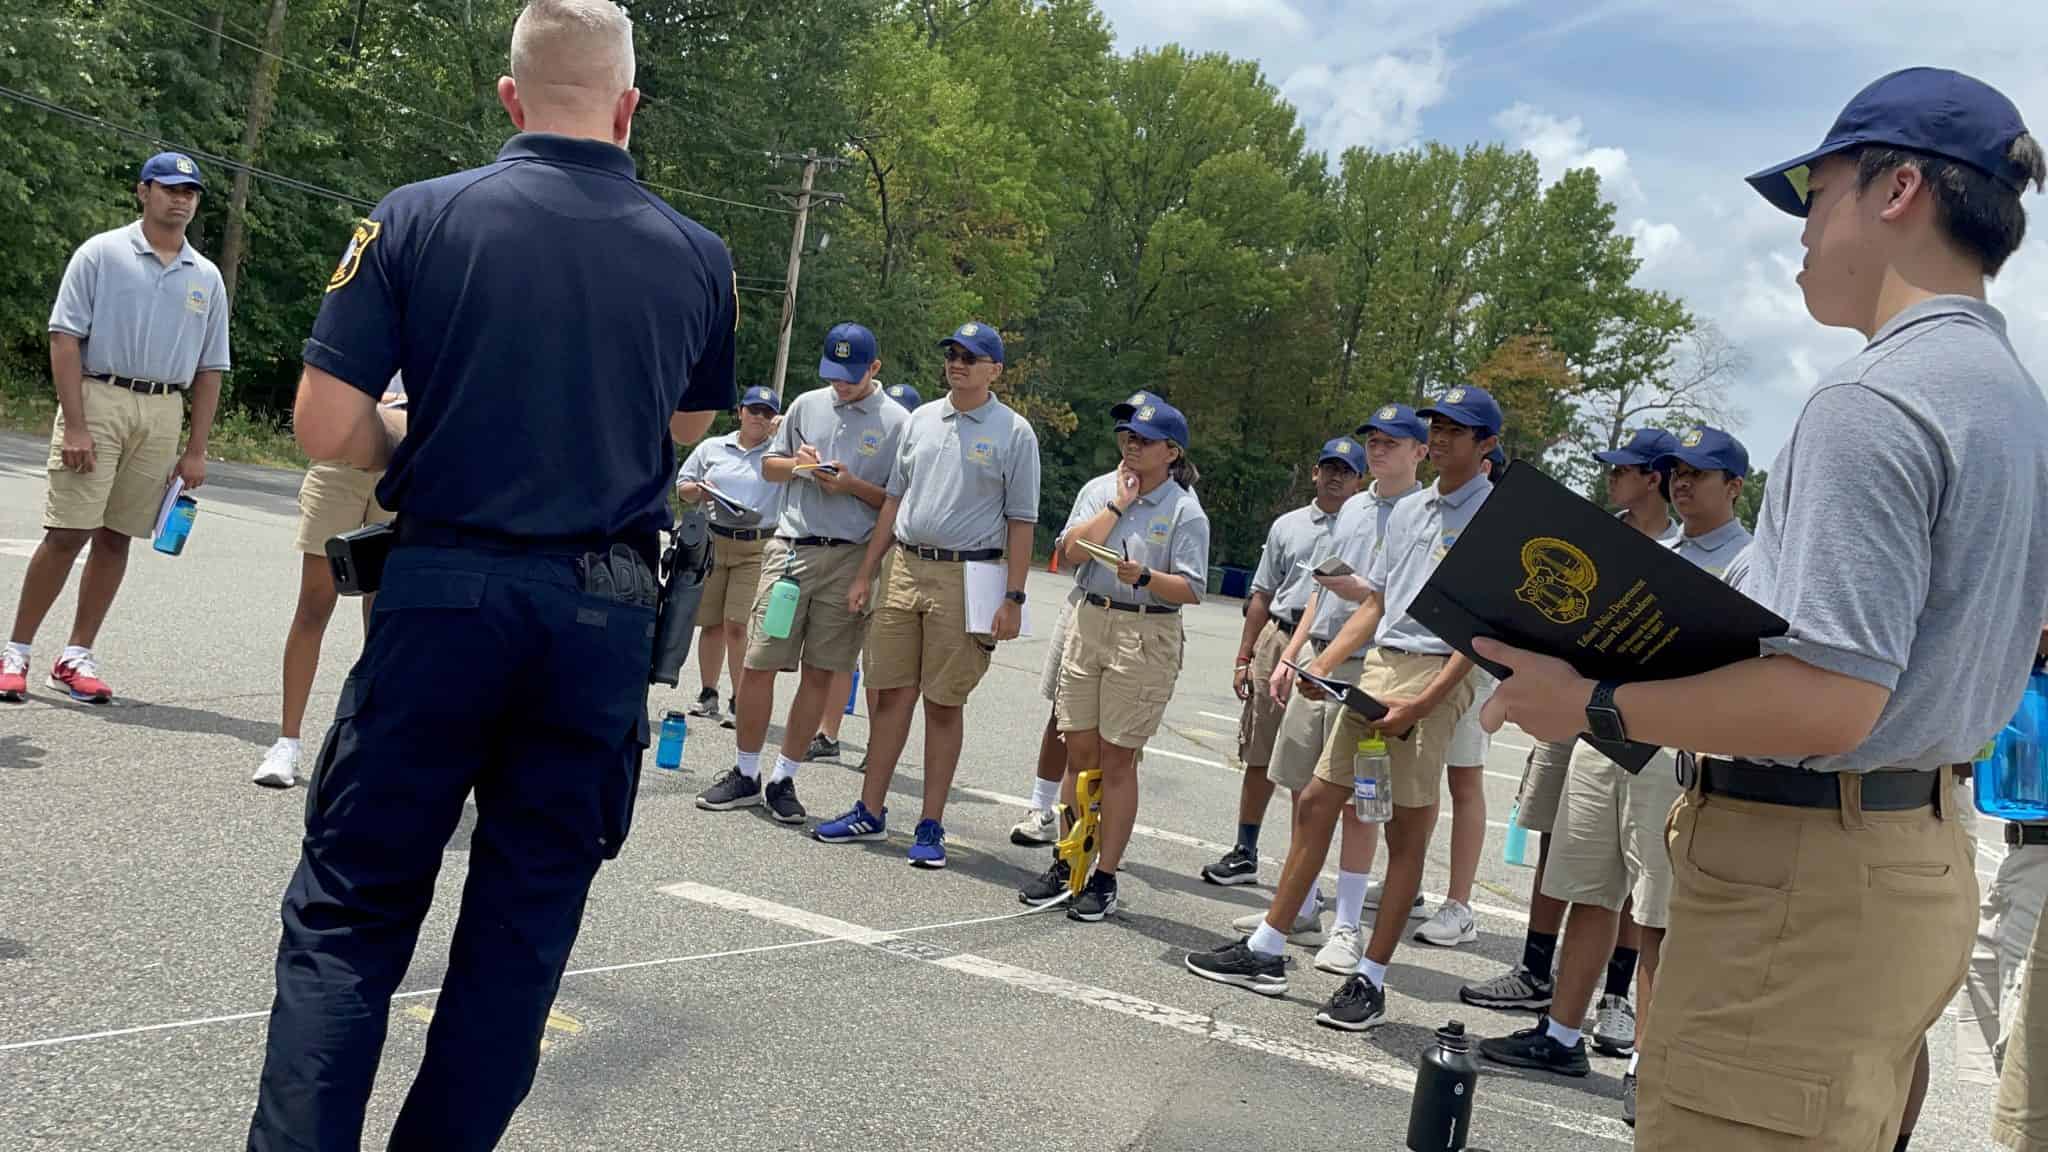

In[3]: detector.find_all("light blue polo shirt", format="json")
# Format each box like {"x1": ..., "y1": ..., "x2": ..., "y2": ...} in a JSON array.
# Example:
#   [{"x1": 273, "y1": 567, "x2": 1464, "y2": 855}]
[
  {"x1": 1250, "y1": 502, "x2": 1339, "y2": 622},
  {"x1": 1366, "y1": 471, "x2": 1493, "y2": 654},
  {"x1": 1062, "y1": 473, "x2": 1211, "y2": 609},
  {"x1": 887, "y1": 392, "x2": 1041, "y2": 552},
  {"x1": 48, "y1": 221, "x2": 231, "y2": 384},
  {"x1": 677, "y1": 431, "x2": 782, "y2": 529}
]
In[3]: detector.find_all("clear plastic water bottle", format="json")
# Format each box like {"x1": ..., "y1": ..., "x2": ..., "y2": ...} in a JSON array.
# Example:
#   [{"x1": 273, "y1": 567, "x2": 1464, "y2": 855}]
[
  {"x1": 655, "y1": 710, "x2": 687, "y2": 772},
  {"x1": 1353, "y1": 737, "x2": 1393, "y2": 824},
  {"x1": 1976, "y1": 670, "x2": 2048, "y2": 821}
]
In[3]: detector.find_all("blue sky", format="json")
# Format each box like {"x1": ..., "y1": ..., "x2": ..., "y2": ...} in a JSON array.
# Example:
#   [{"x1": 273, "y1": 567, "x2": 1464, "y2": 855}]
[{"x1": 1093, "y1": 0, "x2": 2048, "y2": 469}]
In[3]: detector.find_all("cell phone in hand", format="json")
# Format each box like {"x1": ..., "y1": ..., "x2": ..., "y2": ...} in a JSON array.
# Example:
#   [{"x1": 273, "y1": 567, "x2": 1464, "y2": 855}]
[{"x1": 1299, "y1": 556, "x2": 1354, "y2": 578}]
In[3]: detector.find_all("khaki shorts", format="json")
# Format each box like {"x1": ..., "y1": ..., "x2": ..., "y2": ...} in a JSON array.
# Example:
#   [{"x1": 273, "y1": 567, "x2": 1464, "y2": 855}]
[
  {"x1": 293, "y1": 460, "x2": 393, "y2": 556},
  {"x1": 1996, "y1": 853, "x2": 2048, "y2": 1150},
  {"x1": 1447, "y1": 671, "x2": 1497, "y2": 765},
  {"x1": 699, "y1": 533, "x2": 767, "y2": 627},
  {"x1": 45, "y1": 376, "x2": 185, "y2": 538},
  {"x1": 743, "y1": 538, "x2": 870, "y2": 675},
  {"x1": 1268, "y1": 644, "x2": 1360, "y2": 794},
  {"x1": 1234, "y1": 619, "x2": 1290, "y2": 770},
  {"x1": 1056, "y1": 600, "x2": 1183, "y2": 750},
  {"x1": 1315, "y1": 648, "x2": 1475, "y2": 808},
  {"x1": 864, "y1": 548, "x2": 997, "y2": 708},
  {"x1": 1635, "y1": 770, "x2": 1975, "y2": 1151},
  {"x1": 1039, "y1": 586, "x2": 1084, "y2": 704},
  {"x1": 1514, "y1": 739, "x2": 1575, "y2": 833},
  {"x1": 1540, "y1": 742, "x2": 1682, "y2": 928}
]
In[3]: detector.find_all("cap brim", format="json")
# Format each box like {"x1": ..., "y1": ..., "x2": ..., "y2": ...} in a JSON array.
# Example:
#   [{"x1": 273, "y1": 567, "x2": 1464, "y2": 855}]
[
  {"x1": 817, "y1": 359, "x2": 863, "y2": 384},
  {"x1": 1317, "y1": 453, "x2": 1359, "y2": 470},
  {"x1": 1655, "y1": 447, "x2": 1745, "y2": 477},
  {"x1": 1357, "y1": 418, "x2": 1423, "y2": 441},
  {"x1": 150, "y1": 174, "x2": 204, "y2": 188},
  {"x1": 1416, "y1": 406, "x2": 1497, "y2": 435},
  {"x1": 1745, "y1": 141, "x2": 1853, "y2": 218},
  {"x1": 1593, "y1": 449, "x2": 1649, "y2": 466}
]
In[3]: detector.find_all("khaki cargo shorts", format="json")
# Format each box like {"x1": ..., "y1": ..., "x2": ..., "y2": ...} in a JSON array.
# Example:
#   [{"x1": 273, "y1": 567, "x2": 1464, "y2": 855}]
[
  {"x1": 1039, "y1": 586, "x2": 1084, "y2": 703},
  {"x1": 1267, "y1": 644, "x2": 1360, "y2": 794},
  {"x1": 45, "y1": 376, "x2": 184, "y2": 539},
  {"x1": 699, "y1": 532, "x2": 767, "y2": 627},
  {"x1": 1540, "y1": 741, "x2": 1682, "y2": 928},
  {"x1": 1056, "y1": 599, "x2": 1183, "y2": 750},
  {"x1": 1234, "y1": 618, "x2": 1290, "y2": 770},
  {"x1": 1513, "y1": 738, "x2": 1575, "y2": 833},
  {"x1": 1447, "y1": 670, "x2": 1497, "y2": 765},
  {"x1": 743, "y1": 538, "x2": 869, "y2": 675},
  {"x1": 864, "y1": 547, "x2": 997, "y2": 708},
  {"x1": 1997, "y1": 883, "x2": 2048, "y2": 1150},
  {"x1": 1315, "y1": 648, "x2": 1474, "y2": 808},
  {"x1": 294, "y1": 460, "x2": 393, "y2": 556}
]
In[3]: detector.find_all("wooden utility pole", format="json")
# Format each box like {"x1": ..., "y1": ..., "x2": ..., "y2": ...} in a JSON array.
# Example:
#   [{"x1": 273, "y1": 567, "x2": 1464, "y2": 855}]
[
  {"x1": 218, "y1": 0, "x2": 289, "y2": 303},
  {"x1": 766, "y1": 151, "x2": 850, "y2": 399}
]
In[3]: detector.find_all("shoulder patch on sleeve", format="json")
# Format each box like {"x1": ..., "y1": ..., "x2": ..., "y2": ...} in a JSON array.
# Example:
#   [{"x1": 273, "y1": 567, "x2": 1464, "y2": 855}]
[{"x1": 326, "y1": 219, "x2": 382, "y2": 293}]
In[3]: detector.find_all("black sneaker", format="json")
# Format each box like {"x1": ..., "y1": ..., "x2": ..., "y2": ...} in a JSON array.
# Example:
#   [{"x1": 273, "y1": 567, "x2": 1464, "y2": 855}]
[
  {"x1": 1459, "y1": 965, "x2": 1555, "y2": 1011},
  {"x1": 763, "y1": 777, "x2": 806, "y2": 824},
  {"x1": 1019, "y1": 858, "x2": 1072, "y2": 907},
  {"x1": 1067, "y1": 871, "x2": 1118, "y2": 922},
  {"x1": 695, "y1": 767, "x2": 762, "y2": 811},
  {"x1": 687, "y1": 688, "x2": 722, "y2": 720},
  {"x1": 1477, "y1": 1018, "x2": 1591, "y2": 1077},
  {"x1": 806, "y1": 733, "x2": 841, "y2": 761},
  {"x1": 1184, "y1": 938, "x2": 1287, "y2": 996},
  {"x1": 1200, "y1": 844, "x2": 1259, "y2": 886},
  {"x1": 1315, "y1": 973, "x2": 1387, "y2": 1031}
]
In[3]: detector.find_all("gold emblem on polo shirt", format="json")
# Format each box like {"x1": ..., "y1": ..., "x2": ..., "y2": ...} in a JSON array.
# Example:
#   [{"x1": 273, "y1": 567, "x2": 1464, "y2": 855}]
[
  {"x1": 1516, "y1": 536, "x2": 1598, "y2": 625},
  {"x1": 326, "y1": 218, "x2": 382, "y2": 293}
]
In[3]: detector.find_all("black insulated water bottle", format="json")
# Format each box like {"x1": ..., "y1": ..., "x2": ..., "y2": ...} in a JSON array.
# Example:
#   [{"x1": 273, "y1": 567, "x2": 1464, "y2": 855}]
[{"x1": 1407, "y1": 1020, "x2": 1478, "y2": 1151}]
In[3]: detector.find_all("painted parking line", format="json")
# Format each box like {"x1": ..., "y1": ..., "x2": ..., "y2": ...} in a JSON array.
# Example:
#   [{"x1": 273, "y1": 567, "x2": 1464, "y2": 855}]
[
  {"x1": 664, "y1": 881, "x2": 1629, "y2": 1145},
  {"x1": 1145, "y1": 746, "x2": 1228, "y2": 768}
]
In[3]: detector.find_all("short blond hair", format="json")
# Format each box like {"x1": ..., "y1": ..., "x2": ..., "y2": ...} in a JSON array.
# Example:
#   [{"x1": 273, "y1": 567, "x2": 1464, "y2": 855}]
[{"x1": 509, "y1": 0, "x2": 635, "y2": 98}]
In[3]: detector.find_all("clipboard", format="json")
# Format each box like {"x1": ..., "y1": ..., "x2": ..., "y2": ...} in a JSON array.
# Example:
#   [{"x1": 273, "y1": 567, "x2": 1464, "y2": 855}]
[
  {"x1": 697, "y1": 481, "x2": 751, "y2": 521},
  {"x1": 1407, "y1": 461, "x2": 1786, "y2": 772},
  {"x1": 1282, "y1": 660, "x2": 1413, "y2": 740}
]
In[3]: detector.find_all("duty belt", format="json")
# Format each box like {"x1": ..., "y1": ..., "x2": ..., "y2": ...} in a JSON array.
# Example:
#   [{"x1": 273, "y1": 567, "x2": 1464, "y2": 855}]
[
  {"x1": 95, "y1": 374, "x2": 182, "y2": 396},
  {"x1": 710, "y1": 524, "x2": 768, "y2": 542},
  {"x1": 1084, "y1": 592, "x2": 1178, "y2": 615},
  {"x1": 396, "y1": 518, "x2": 658, "y2": 572},
  {"x1": 1686, "y1": 756, "x2": 1942, "y2": 812},
  {"x1": 898, "y1": 542, "x2": 1002, "y2": 563}
]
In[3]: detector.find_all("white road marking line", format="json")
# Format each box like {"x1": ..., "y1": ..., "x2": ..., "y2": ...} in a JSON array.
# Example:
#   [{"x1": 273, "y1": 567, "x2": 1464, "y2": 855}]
[
  {"x1": 1485, "y1": 770, "x2": 1520, "y2": 785},
  {"x1": 667, "y1": 882, "x2": 1629, "y2": 1145},
  {"x1": 1145, "y1": 746, "x2": 1228, "y2": 768},
  {"x1": 1197, "y1": 710, "x2": 1240, "y2": 724}
]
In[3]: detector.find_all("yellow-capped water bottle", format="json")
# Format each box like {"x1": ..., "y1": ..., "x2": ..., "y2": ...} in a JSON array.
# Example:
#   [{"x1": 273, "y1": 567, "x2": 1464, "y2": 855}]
[{"x1": 1353, "y1": 737, "x2": 1392, "y2": 824}]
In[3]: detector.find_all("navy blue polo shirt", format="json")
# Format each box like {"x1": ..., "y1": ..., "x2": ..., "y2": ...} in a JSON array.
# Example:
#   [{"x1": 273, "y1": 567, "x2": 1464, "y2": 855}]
[{"x1": 303, "y1": 133, "x2": 738, "y2": 541}]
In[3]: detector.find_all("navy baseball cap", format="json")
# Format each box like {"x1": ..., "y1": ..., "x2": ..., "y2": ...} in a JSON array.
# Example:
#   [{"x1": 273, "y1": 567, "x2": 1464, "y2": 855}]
[
  {"x1": 1655, "y1": 425, "x2": 1751, "y2": 479},
  {"x1": 1318, "y1": 437, "x2": 1365, "y2": 472},
  {"x1": 883, "y1": 382, "x2": 922, "y2": 409},
  {"x1": 1357, "y1": 402, "x2": 1427, "y2": 442},
  {"x1": 1116, "y1": 398, "x2": 1190, "y2": 450},
  {"x1": 139, "y1": 152, "x2": 203, "y2": 188},
  {"x1": 938, "y1": 321, "x2": 1005, "y2": 364},
  {"x1": 739, "y1": 385, "x2": 780, "y2": 413},
  {"x1": 1111, "y1": 389, "x2": 1166, "y2": 422},
  {"x1": 1418, "y1": 386, "x2": 1503, "y2": 438},
  {"x1": 1748, "y1": 67, "x2": 2034, "y2": 218},
  {"x1": 1595, "y1": 428, "x2": 1681, "y2": 468},
  {"x1": 819, "y1": 323, "x2": 878, "y2": 384}
]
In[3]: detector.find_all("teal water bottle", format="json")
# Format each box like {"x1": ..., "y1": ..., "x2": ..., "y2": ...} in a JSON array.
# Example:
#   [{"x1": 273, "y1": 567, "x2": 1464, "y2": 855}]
[
  {"x1": 762, "y1": 554, "x2": 801, "y2": 640},
  {"x1": 1503, "y1": 803, "x2": 1533, "y2": 867},
  {"x1": 1976, "y1": 670, "x2": 2048, "y2": 822},
  {"x1": 153, "y1": 494, "x2": 198, "y2": 556}
]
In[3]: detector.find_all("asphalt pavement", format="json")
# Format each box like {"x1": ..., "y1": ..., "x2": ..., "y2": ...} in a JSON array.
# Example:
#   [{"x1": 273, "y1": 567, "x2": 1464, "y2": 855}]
[{"x1": 0, "y1": 431, "x2": 2002, "y2": 1150}]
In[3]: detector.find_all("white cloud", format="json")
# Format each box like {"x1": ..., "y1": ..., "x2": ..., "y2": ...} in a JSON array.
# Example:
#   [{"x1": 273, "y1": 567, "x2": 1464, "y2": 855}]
[
  {"x1": 1282, "y1": 45, "x2": 1450, "y2": 153},
  {"x1": 1626, "y1": 219, "x2": 1683, "y2": 268},
  {"x1": 1493, "y1": 102, "x2": 1636, "y2": 199}
]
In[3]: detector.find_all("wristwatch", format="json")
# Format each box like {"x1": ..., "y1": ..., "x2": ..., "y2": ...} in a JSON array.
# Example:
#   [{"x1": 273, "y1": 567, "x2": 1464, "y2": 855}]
[
  {"x1": 1585, "y1": 680, "x2": 1627, "y2": 742},
  {"x1": 1005, "y1": 590, "x2": 1027, "y2": 605},
  {"x1": 1135, "y1": 568, "x2": 1153, "y2": 589}
]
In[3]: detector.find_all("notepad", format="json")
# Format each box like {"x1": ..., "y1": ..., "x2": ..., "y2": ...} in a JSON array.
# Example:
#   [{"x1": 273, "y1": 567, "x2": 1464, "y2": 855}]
[
  {"x1": 152, "y1": 475, "x2": 186, "y2": 541},
  {"x1": 791, "y1": 462, "x2": 841, "y2": 479},
  {"x1": 697, "y1": 481, "x2": 751, "y2": 521},
  {"x1": 1407, "y1": 461, "x2": 1787, "y2": 772},
  {"x1": 965, "y1": 561, "x2": 1032, "y2": 637},
  {"x1": 1070, "y1": 538, "x2": 1124, "y2": 567}
]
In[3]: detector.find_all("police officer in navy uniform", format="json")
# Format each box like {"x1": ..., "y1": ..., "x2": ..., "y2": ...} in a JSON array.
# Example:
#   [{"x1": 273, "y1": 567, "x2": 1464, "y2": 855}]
[{"x1": 245, "y1": 3, "x2": 736, "y2": 1148}]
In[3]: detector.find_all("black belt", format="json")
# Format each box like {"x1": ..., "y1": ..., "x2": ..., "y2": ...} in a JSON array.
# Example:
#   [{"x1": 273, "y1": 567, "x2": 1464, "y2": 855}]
[
  {"x1": 898, "y1": 542, "x2": 1002, "y2": 563},
  {"x1": 1083, "y1": 592, "x2": 1178, "y2": 615},
  {"x1": 710, "y1": 524, "x2": 768, "y2": 542},
  {"x1": 397, "y1": 518, "x2": 658, "y2": 571},
  {"x1": 1268, "y1": 613, "x2": 1300, "y2": 636},
  {"x1": 779, "y1": 535, "x2": 858, "y2": 548},
  {"x1": 2008, "y1": 824, "x2": 2048, "y2": 848},
  {"x1": 1689, "y1": 756, "x2": 1941, "y2": 812},
  {"x1": 95, "y1": 374, "x2": 182, "y2": 396}
]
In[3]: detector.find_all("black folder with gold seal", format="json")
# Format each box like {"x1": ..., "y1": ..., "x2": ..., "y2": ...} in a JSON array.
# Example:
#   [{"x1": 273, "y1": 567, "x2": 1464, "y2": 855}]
[{"x1": 1407, "y1": 461, "x2": 1788, "y2": 773}]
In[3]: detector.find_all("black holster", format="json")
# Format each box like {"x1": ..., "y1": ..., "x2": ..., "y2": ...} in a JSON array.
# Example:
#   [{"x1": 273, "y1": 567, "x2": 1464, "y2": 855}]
[
  {"x1": 649, "y1": 508, "x2": 715, "y2": 685},
  {"x1": 326, "y1": 522, "x2": 397, "y2": 597}
]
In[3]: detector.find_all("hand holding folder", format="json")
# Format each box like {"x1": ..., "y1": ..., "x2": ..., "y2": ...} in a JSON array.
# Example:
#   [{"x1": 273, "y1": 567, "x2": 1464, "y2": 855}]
[
  {"x1": 1407, "y1": 462, "x2": 1787, "y2": 772},
  {"x1": 1283, "y1": 660, "x2": 1414, "y2": 740}
]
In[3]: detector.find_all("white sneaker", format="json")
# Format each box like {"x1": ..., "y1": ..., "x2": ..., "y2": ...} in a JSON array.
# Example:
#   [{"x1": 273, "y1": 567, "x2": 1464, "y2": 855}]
[
  {"x1": 1593, "y1": 993, "x2": 1637, "y2": 1057},
  {"x1": 1231, "y1": 893, "x2": 1326, "y2": 946},
  {"x1": 1413, "y1": 900, "x2": 1478, "y2": 947},
  {"x1": 1314, "y1": 922, "x2": 1365, "y2": 974},
  {"x1": 1009, "y1": 807, "x2": 1058, "y2": 846},
  {"x1": 254, "y1": 739, "x2": 300, "y2": 789},
  {"x1": 1363, "y1": 877, "x2": 1427, "y2": 917}
]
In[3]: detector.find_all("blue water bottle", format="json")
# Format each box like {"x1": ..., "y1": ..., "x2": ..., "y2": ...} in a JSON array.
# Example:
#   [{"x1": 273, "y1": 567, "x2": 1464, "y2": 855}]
[
  {"x1": 655, "y1": 710, "x2": 687, "y2": 772},
  {"x1": 845, "y1": 661, "x2": 861, "y2": 716},
  {"x1": 1503, "y1": 803, "x2": 1533, "y2": 867},
  {"x1": 153, "y1": 494, "x2": 198, "y2": 556},
  {"x1": 1976, "y1": 670, "x2": 2048, "y2": 821}
]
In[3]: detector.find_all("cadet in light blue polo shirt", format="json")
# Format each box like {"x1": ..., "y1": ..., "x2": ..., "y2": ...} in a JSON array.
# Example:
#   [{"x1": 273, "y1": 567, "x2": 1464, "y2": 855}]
[
  {"x1": 675, "y1": 385, "x2": 787, "y2": 723},
  {"x1": 883, "y1": 382, "x2": 923, "y2": 410},
  {"x1": 1656, "y1": 425, "x2": 1753, "y2": 577},
  {"x1": 1594, "y1": 428, "x2": 1683, "y2": 545}
]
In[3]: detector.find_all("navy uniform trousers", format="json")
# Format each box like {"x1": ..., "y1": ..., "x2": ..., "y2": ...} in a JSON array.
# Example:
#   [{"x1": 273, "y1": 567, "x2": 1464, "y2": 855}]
[{"x1": 247, "y1": 542, "x2": 653, "y2": 1151}]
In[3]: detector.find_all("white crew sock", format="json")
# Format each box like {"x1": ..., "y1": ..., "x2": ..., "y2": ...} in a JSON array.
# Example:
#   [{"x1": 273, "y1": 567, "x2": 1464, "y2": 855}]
[
  {"x1": 1627, "y1": 1051, "x2": 1640, "y2": 1076},
  {"x1": 1296, "y1": 884, "x2": 1322, "y2": 925},
  {"x1": 1335, "y1": 871, "x2": 1369, "y2": 929},
  {"x1": 736, "y1": 750, "x2": 762, "y2": 780},
  {"x1": 1546, "y1": 1017, "x2": 1583, "y2": 1049},
  {"x1": 769, "y1": 754, "x2": 800, "y2": 785},
  {"x1": 1357, "y1": 957, "x2": 1388, "y2": 989},
  {"x1": 1030, "y1": 776, "x2": 1061, "y2": 811},
  {"x1": 6, "y1": 641, "x2": 29, "y2": 658},
  {"x1": 61, "y1": 644, "x2": 90, "y2": 664},
  {"x1": 1247, "y1": 921, "x2": 1287, "y2": 957},
  {"x1": 276, "y1": 737, "x2": 302, "y2": 756}
]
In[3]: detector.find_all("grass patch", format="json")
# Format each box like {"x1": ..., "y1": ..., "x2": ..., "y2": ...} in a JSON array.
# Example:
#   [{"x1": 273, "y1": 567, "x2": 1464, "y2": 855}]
[{"x1": 0, "y1": 368, "x2": 305, "y2": 471}]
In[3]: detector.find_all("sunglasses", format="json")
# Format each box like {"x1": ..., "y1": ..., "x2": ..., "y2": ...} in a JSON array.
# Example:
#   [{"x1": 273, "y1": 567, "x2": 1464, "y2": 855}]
[
  {"x1": 943, "y1": 346, "x2": 980, "y2": 366},
  {"x1": 741, "y1": 404, "x2": 777, "y2": 417}
]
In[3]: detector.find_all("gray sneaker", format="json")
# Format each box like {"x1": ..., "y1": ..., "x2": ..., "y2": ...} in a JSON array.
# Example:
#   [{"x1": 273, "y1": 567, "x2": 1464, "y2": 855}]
[
  {"x1": 1231, "y1": 897, "x2": 1326, "y2": 947},
  {"x1": 1363, "y1": 876, "x2": 1426, "y2": 917},
  {"x1": 1413, "y1": 900, "x2": 1478, "y2": 947},
  {"x1": 1592, "y1": 994, "x2": 1637, "y2": 1057},
  {"x1": 1459, "y1": 965, "x2": 1554, "y2": 1011},
  {"x1": 1622, "y1": 1072, "x2": 1637, "y2": 1127}
]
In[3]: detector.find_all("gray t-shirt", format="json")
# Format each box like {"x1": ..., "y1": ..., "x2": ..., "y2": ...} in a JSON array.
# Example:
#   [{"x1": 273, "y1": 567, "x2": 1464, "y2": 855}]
[
  {"x1": 48, "y1": 221, "x2": 231, "y2": 384},
  {"x1": 767, "y1": 383, "x2": 909, "y2": 542},
  {"x1": 888, "y1": 393, "x2": 1041, "y2": 552},
  {"x1": 1250, "y1": 502, "x2": 1339, "y2": 621},
  {"x1": 1748, "y1": 296, "x2": 2048, "y2": 773},
  {"x1": 1064, "y1": 474, "x2": 1211, "y2": 608},
  {"x1": 1310, "y1": 481, "x2": 1422, "y2": 642},
  {"x1": 1367, "y1": 471, "x2": 1493, "y2": 654},
  {"x1": 677, "y1": 431, "x2": 782, "y2": 529},
  {"x1": 1667, "y1": 517, "x2": 1752, "y2": 579}
]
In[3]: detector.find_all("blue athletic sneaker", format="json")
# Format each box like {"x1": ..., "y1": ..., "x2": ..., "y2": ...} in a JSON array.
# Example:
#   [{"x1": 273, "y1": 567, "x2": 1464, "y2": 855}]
[
  {"x1": 812, "y1": 801, "x2": 887, "y2": 843},
  {"x1": 908, "y1": 818, "x2": 947, "y2": 869}
]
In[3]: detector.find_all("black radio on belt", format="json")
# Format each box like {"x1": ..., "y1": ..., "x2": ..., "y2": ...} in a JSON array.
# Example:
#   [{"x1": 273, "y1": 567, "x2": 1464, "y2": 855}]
[{"x1": 326, "y1": 522, "x2": 397, "y2": 597}]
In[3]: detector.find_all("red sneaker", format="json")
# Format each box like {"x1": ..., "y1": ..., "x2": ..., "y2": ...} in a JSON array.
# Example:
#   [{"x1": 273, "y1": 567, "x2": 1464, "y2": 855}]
[
  {"x1": 0, "y1": 647, "x2": 25, "y2": 702},
  {"x1": 49, "y1": 653, "x2": 112, "y2": 703}
]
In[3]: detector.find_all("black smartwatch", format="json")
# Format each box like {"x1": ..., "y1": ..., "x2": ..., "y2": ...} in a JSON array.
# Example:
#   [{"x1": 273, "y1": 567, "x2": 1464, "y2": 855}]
[
  {"x1": 1585, "y1": 680, "x2": 1626, "y2": 742},
  {"x1": 1005, "y1": 590, "x2": 1027, "y2": 605},
  {"x1": 1135, "y1": 568, "x2": 1153, "y2": 589}
]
